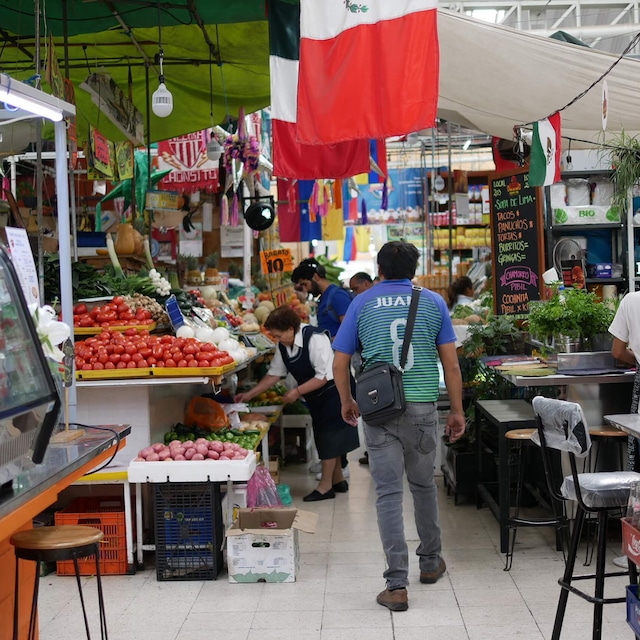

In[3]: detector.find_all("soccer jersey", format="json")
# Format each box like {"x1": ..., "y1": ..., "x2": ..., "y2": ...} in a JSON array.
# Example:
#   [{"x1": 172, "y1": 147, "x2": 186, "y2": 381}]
[
  {"x1": 333, "y1": 279, "x2": 455, "y2": 402},
  {"x1": 317, "y1": 284, "x2": 352, "y2": 338}
]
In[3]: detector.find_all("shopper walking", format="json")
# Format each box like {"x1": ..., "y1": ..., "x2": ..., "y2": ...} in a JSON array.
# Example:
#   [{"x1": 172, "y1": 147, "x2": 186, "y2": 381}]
[
  {"x1": 447, "y1": 275, "x2": 475, "y2": 314},
  {"x1": 333, "y1": 241, "x2": 465, "y2": 612},
  {"x1": 236, "y1": 306, "x2": 359, "y2": 502}
]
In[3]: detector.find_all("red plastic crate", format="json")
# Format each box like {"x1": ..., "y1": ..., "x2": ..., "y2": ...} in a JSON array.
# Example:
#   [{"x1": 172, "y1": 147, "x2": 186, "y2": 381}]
[{"x1": 54, "y1": 497, "x2": 127, "y2": 576}]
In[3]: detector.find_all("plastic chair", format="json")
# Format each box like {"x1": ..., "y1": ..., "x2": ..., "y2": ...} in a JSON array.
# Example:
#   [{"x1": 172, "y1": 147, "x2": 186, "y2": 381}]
[
  {"x1": 504, "y1": 427, "x2": 569, "y2": 571},
  {"x1": 11, "y1": 525, "x2": 108, "y2": 640},
  {"x1": 531, "y1": 396, "x2": 640, "y2": 640}
]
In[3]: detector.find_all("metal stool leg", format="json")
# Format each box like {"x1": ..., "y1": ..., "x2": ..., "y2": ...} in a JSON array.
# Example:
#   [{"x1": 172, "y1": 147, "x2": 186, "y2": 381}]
[
  {"x1": 505, "y1": 440, "x2": 526, "y2": 571},
  {"x1": 592, "y1": 510, "x2": 608, "y2": 640},
  {"x1": 73, "y1": 553, "x2": 93, "y2": 640},
  {"x1": 93, "y1": 543, "x2": 108, "y2": 640}
]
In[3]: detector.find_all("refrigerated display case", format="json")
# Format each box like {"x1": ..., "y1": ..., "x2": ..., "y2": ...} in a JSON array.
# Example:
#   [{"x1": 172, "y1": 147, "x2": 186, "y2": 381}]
[{"x1": 0, "y1": 245, "x2": 60, "y2": 490}]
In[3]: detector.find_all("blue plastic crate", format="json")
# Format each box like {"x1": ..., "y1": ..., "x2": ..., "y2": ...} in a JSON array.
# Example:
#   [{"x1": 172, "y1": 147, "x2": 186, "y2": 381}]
[
  {"x1": 162, "y1": 507, "x2": 212, "y2": 546},
  {"x1": 626, "y1": 584, "x2": 640, "y2": 636},
  {"x1": 77, "y1": 232, "x2": 106, "y2": 247}
]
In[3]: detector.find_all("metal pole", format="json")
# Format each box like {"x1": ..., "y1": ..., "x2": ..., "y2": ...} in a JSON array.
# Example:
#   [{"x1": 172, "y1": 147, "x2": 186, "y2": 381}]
[
  {"x1": 55, "y1": 120, "x2": 76, "y2": 421},
  {"x1": 145, "y1": 63, "x2": 152, "y2": 237},
  {"x1": 447, "y1": 120, "x2": 454, "y2": 284},
  {"x1": 62, "y1": 0, "x2": 78, "y2": 261},
  {"x1": 35, "y1": 0, "x2": 44, "y2": 301}
]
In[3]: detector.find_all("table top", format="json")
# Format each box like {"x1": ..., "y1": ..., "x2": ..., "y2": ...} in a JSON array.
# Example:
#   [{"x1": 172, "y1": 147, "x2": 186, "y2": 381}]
[
  {"x1": 475, "y1": 399, "x2": 536, "y2": 423},
  {"x1": 0, "y1": 424, "x2": 131, "y2": 522},
  {"x1": 497, "y1": 369, "x2": 635, "y2": 387},
  {"x1": 604, "y1": 414, "x2": 640, "y2": 438}
]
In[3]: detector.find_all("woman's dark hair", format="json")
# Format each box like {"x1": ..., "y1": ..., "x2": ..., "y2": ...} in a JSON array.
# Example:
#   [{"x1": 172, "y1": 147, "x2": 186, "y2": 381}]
[
  {"x1": 377, "y1": 241, "x2": 419, "y2": 280},
  {"x1": 447, "y1": 276, "x2": 474, "y2": 309},
  {"x1": 264, "y1": 305, "x2": 302, "y2": 333}
]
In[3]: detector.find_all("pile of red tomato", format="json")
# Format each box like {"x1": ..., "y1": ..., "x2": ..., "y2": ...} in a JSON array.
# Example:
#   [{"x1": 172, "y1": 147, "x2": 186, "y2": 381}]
[
  {"x1": 75, "y1": 328, "x2": 235, "y2": 372},
  {"x1": 73, "y1": 296, "x2": 154, "y2": 329}
]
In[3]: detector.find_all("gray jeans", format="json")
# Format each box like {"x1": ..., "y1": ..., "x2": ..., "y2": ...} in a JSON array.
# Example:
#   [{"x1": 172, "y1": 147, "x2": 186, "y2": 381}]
[{"x1": 364, "y1": 401, "x2": 441, "y2": 589}]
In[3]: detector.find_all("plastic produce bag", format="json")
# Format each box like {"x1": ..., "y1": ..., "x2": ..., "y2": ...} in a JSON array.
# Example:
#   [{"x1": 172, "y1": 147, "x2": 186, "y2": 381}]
[
  {"x1": 247, "y1": 466, "x2": 282, "y2": 508},
  {"x1": 185, "y1": 397, "x2": 228, "y2": 432}
]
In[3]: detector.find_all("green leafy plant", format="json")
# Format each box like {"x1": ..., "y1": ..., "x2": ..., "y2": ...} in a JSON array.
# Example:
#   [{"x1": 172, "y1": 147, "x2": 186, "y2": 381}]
[
  {"x1": 178, "y1": 253, "x2": 199, "y2": 271},
  {"x1": 205, "y1": 251, "x2": 219, "y2": 270},
  {"x1": 463, "y1": 314, "x2": 523, "y2": 357},
  {"x1": 609, "y1": 129, "x2": 640, "y2": 214}
]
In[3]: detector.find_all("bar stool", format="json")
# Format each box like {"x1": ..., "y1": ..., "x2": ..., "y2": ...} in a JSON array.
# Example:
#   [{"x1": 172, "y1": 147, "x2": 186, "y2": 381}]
[
  {"x1": 583, "y1": 425, "x2": 628, "y2": 566},
  {"x1": 11, "y1": 525, "x2": 108, "y2": 640},
  {"x1": 504, "y1": 428, "x2": 569, "y2": 571}
]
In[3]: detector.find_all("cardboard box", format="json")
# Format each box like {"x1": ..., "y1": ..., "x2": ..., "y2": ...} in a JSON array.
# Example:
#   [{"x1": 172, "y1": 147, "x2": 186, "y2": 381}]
[
  {"x1": 552, "y1": 204, "x2": 620, "y2": 225},
  {"x1": 268, "y1": 456, "x2": 280, "y2": 485},
  {"x1": 226, "y1": 508, "x2": 318, "y2": 583}
]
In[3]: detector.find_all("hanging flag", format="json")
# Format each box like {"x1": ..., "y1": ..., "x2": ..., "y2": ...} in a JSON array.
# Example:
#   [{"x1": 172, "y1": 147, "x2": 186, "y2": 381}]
[
  {"x1": 297, "y1": 0, "x2": 439, "y2": 145},
  {"x1": 276, "y1": 178, "x2": 323, "y2": 242},
  {"x1": 529, "y1": 113, "x2": 562, "y2": 187},
  {"x1": 269, "y1": 0, "x2": 370, "y2": 179}
]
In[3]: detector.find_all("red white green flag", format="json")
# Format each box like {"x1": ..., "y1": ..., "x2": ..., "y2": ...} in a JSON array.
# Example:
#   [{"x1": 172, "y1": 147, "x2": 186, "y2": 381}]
[
  {"x1": 269, "y1": 0, "x2": 370, "y2": 179},
  {"x1": 296, "y1": 0, "x2": 439, "y2": 145},
  {"x1": 528, "y1": 113, "x2": 562, "y2": 187}
]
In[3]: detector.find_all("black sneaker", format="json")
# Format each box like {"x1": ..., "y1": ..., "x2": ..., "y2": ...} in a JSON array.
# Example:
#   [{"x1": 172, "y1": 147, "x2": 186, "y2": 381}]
[{"x1": 359, "y1": 451, "x2": 369, "y2": 465}]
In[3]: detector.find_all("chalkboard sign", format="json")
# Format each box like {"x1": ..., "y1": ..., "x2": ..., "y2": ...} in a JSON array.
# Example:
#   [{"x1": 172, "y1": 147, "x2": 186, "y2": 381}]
[{"x1": 490, "y1": 170, "x2": 544, "y2": 316}]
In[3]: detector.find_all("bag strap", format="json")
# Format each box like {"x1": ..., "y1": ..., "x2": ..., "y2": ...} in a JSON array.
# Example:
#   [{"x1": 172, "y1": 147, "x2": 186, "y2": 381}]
[{"x1": 399, "y1": 285, "x2": 422, "y2": 372}]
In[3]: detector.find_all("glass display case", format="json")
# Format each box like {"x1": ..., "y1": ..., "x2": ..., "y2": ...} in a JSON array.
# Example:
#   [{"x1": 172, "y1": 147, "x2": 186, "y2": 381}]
[{"x1": 0, "y1": 245, "x2": 60, "y2": 489}]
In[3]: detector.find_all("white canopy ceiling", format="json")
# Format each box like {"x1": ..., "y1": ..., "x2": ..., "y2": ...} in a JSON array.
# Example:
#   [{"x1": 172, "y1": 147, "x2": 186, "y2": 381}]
[{"x1": 438, "y1": 10, "x2": 640, "y2": 148}]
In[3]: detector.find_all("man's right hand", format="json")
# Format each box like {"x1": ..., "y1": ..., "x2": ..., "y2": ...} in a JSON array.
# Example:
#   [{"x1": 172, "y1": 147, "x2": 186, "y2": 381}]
[{"x1": 341, "y1": 398, "x2": 360, "y2": 426}]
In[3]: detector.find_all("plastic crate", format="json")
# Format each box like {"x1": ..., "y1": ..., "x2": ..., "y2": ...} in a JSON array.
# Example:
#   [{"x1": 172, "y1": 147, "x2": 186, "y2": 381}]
[
  {"x1": 627, "y1": 584, "x2": 640, "y2": 636},
  {"x1": 153, "y1": 482, "x2": 223, "y2": 581},
  {"x1": 54, "y1": 497, "x2": 127, "y2": 576}
]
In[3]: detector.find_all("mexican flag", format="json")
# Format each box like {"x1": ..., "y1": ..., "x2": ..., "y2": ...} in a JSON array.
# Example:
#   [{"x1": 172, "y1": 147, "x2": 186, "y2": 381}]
[
  {"x1": 296, "y1": 0, "x2": 439, "y2": 145},
  {"x1": 529, "y1": 113, "x2": 562, "y2": 187},
  {"x1": 268, "y1": 0, "x2": 370, "y2": 179}
]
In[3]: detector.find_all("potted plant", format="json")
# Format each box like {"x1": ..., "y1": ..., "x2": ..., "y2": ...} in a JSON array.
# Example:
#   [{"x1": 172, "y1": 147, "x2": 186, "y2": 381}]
[{"x1": 204, "y1": 252, "x2": 220, "y2": 285}]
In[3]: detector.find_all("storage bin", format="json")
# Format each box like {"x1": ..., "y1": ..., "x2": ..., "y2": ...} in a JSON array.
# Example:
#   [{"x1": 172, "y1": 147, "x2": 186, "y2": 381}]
[
  {"x1": 54, "y1": 497, "x2": 127, "y2": 575},
  {"x1": 153, "y1": 482, "x2": 223, "y2": 581},
  {"x1": 626, "y1": 584, "x2": 640, "y2": 637}
]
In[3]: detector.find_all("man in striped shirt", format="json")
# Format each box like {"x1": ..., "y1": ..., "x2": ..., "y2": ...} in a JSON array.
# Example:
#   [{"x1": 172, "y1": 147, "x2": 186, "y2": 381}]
[{"x1": 333, "y1": 241, "x2": 465, "y2": 612}]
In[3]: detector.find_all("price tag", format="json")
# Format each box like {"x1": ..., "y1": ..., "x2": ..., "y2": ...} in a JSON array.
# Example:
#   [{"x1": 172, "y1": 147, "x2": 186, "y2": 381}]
[{"x1": 260, "y1": 249, "x2": 293, "y2": 275}]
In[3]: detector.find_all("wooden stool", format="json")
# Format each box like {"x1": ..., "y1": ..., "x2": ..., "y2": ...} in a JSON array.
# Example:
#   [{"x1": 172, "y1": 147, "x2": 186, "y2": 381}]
[
  {"x1": 504, "y1": 428, "x2": 569, "y2": 571},
  {"x1": 11, "y1": 525, "x2": 108, "y2": 640},
  {"x1": 582, "y1": 426, "x2": 628, "y2": 567}
]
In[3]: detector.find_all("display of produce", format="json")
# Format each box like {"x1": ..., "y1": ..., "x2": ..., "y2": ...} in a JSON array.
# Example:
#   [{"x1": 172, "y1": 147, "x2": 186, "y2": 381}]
[
  {"x1": 122, "y1": 294, "x2": 169, "y2": 325},
  {"x1": 135, "y1": 439, "x2": 250, "y2": 461},
  {"x1": 74, "y1": 328, "x2": 235, "y2": 372},
  {"x1": 73, "y1": 296, "x2": 155, "y2": 331},
  {"x1": 163, "y1": 421, "x2": 266, "y2": 451}
]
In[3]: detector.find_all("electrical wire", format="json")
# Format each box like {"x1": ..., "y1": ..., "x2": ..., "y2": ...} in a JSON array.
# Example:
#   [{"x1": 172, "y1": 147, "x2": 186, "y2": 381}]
[{"x1": 67, "y1": 423, "x2": 122, "y2": 477}]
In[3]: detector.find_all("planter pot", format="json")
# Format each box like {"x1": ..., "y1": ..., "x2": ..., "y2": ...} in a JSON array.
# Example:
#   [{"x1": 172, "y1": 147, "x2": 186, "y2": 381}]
[
  {"x1": 554, "y1": 335, "x2": 582, "y2": 353},
  {"x1": 590, "y1": 333, "x2": 613, "y2": 352}
]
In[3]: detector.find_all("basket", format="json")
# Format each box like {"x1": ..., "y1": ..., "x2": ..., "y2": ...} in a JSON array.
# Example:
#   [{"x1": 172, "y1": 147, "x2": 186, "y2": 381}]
[
  {"x1": 153, "y1": 482, "x2": 223, "y2": 581},
  {"x1": 54, "y1": 497, "x2": 127, "y2": 575}
]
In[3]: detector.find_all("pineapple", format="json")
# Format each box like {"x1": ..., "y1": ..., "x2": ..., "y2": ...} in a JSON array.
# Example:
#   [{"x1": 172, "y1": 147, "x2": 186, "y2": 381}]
[
  {"x1": 180, "y1": 254, "x2": 201, "y2": 286},
  {"x1": 204, "y1": 251, "x2": 220, "y2": 285}
]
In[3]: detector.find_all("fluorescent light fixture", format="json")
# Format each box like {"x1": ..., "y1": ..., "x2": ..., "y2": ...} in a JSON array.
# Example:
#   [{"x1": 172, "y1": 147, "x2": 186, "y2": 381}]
[
  {"x1": 0, "y1": 74, "x2": 75, "y2": 122},
  {"x1": 463, "y1": 138, "x2": 471, "y2": 151}
]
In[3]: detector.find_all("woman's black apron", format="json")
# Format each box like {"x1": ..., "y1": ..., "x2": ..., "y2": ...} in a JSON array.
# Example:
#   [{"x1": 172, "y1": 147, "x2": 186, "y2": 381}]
[{"x1": 280, "y1": 326, "x2": 359, "y2": 460}]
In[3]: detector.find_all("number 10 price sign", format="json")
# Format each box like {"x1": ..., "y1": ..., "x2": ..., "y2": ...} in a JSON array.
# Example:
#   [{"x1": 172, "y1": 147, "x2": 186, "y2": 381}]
[{"x1": 260, "y1": 248, "x2": 293, "y2": 275}]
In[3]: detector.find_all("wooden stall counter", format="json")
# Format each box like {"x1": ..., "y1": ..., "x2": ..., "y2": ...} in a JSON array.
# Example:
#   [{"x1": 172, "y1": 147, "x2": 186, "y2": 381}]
[{"x1": 0, "y1": 424, "x2": 130, "y2": 640}]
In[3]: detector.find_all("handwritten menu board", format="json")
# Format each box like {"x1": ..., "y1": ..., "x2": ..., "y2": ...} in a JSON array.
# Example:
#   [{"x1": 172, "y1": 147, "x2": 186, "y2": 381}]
[{"x1": 490, "y1": 171, "x2": 544, "y2": 316}]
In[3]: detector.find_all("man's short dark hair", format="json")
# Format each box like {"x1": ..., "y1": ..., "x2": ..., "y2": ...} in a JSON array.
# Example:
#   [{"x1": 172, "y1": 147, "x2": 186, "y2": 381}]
[
  {"x1": 377, "y1": 241, "x2": 419, "y2": 280},
  {"x1": 291, "y1": 258, "x2": 326, "y2": 283},
  {"x1": 350, "y1": 272, "x2": 373, "y2": 284}
]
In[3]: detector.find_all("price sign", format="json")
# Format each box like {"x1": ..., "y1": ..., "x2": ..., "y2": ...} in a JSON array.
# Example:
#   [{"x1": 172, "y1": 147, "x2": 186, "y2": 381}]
[{"x1": 260, "y1": 249, "x2": 293, "y2": 275}]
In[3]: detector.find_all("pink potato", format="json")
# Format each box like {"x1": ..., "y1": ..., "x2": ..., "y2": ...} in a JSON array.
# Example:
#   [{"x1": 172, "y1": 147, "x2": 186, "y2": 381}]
[
  {"x1": 158, "y1": 449, "x2": 172, "y2": 460},
  {"x1": 207, "y1": 450, "x2": 220, "y2": 460},
  {"x1": 209, "y1": 441, "x2": 224, "y2": 453},
  {"x1": 219, "y1": 455, "x2": 230, "y2": 460},
  {"x1": 191, "y1": 453, "x2": 205, "y2": 460},
  {"x1": 134, "y1": 457, "x2": 145, "y2": 462},
  {"x1": 152, "y1": 443, "x2": 165, "y2": 452},
  {"x1": 173, "y1": 454, "x2": 186, "y2": 461},
  {"x1": 182, "y1": 440, "x2": 195, "y2": 448},
  {"x1": 184, "y1": 448, "x2": 195, "y2": 460},
  {"x1": 171, "y1": 446, "x2": 185, "y2": 457},
  {"x1": 139, "y1": 447, "x2": 154, "y2": 458},
  {"x1": 146, "y1": 452, "x2": 160, "y2": 461},
  {"x1": 169, "y1": 440, "x2": 182, "y2": 447},
  {"x1": 196, "y1": 444, "x2": 209, "y2": 456},
  {"x1": 232, "y1": 454, "x2": 246, "y2": 460},
  {"x1": 195, "y1": 438, "x2": 208, "y2": 445}
]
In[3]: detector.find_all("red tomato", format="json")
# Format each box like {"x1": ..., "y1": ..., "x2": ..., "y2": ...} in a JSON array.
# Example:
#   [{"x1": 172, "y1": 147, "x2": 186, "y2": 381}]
[
  {"x1": 165, "y1": 358, "x2": 177, "y2": 368},
  {"x1": 139, "y1": 330, "x2": 151, "y2": 338},
  {"x1": 173, "y1": 338, "x2": 185, "y2": 349},
  {"x1": 160, "y1": 335, "x2": 173, "y2": 344},
  {"x1": 198, "y1": 360, "x2": 210, "y2": 368},
  {"x1": 74, "y1": 303, "x2": 88, "y2": 315},
  {"x1": 116, "y1": 304, "x2": 130, "y2": 314},
  {"x1": 151, "y1": 345, "x2": 164, "y2": 359},
  {"x1": 93, "y1": 362, "x2": 104, "y2": 370},
  {"x1": 112, "y1": 296, "x2": 125, "y2": 306},
  {"x1": 200, "y1": 343, "x2": 217, "y2": 352},
  {"x1": 125, "y1": 344, "x2": 138, "y2": 355},
  {"x1": 73, "y1": 315, "x2": 80, "y2": 326},
  {"x1": 124, "y1": 328, "x2": 138, "y2": 337},
  {"x1": 139, "y1": 319, "x2": 155, "y2": 325},
  {"x1": 90, "y1": 308, "x2": 100, "y2": 319},
  {"x1": 82, "y1": 364, "x2": 93, "y2": 370},
  {"x1": 104, "y1": 362, "x2": 116, "y2": 370},
  {"x1": 113, "y1": 344, "x2": 125, "y2": 355},
  {"x1": 182, "y1": 344, "x2": 197, "y2": 355},
  {"x1": 131, "y1": 353, "x2": 143, "y2": 363},
  {"x1": 105, "y1": 345, "x2": 114, "y2": 354},
  {"x1": 75, "y1": 358, "x2": 85, "y2": 368},
  {"x1": 188, "y1": 359, "x2": 199, "y2": 368},
  {"x1": 120, "y1": 353, "x2": 132, "y2": 363},
  {"x1": 79, "y1": 316, "x2": 95, "y2": 327},
  {"x1": 177, "y1": 359, "x2": 188, "y2": 368},
  {"x1": 137, "y1": 359, "x2": 148, "y2": 368},
  {"x1": 155, "y1": 360, "x2": 166, "y2": 368},
  {"x1": 118, "y1": 312, "x2": 134, "y2": 321},
  {"x1": 109, "y1": 353, "x2": 121, "y2": 364},
  {"x1": 184, "y1": 354, "x2": 195, "y2": 362},
  {"x1": 126, "y1": 361, "x2": 137, "y2": 368},
  {"x1": 146, "y1": 357, "x2": 157, "y2": 366},
  {"x1": 138, "y1": 348, "x2": 152, "y2": 359},
  {"x1": 116, "y1": 361, "x2": 127, "y2": 369},
  {"x1": 97, "y1": 353, "x2": 109, "y2": 364}
]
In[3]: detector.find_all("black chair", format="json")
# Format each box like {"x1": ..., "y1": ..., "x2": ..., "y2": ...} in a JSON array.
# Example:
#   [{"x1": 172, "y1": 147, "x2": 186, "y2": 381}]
[{"x1": 531, "y1": 396, "x2": 640, "y2": 640}]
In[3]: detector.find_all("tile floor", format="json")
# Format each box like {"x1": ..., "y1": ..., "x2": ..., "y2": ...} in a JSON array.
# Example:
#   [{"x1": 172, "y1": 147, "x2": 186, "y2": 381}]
[{"x1": 37, "y1": 449, "x2": 634, "y2": 640}]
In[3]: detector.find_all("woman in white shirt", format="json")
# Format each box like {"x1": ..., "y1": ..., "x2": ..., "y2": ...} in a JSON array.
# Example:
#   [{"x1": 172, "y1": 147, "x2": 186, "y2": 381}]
[{"x1": 236, "y1": 306, "x2": 359, "y2": 501}]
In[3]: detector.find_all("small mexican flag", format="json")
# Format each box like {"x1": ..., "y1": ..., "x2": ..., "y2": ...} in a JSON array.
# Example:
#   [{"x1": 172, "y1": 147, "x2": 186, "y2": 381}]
[{"x1": 529, "y1": 112, "x2": 562, "y2": 187}]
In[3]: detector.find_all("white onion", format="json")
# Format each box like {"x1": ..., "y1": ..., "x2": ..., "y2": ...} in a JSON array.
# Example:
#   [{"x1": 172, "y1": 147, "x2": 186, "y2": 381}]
[
  {"x1": 176, "y1": 325, "x2": 195, "y2": 339},
  {"x1": 211, "y1": 327, "x2": 230, "y2": 344},
  {"x1": 219, "y1": 338, "x2": 240, "y2": 353},
  {"x1": 195, "y1": 326, "x2": 216, "y2": 343}
]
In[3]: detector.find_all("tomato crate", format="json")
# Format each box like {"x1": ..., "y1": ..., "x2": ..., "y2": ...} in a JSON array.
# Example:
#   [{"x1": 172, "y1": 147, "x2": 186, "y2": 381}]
[
  {"x1": 621, "y1": 517, "x2": 640, "y2": 567},
  {"x1": 153, "y1": 482, "x2": 223, "y2": 581},
  {"x1": 54, "y1": 497, "x2": 128, "y2": 575}
]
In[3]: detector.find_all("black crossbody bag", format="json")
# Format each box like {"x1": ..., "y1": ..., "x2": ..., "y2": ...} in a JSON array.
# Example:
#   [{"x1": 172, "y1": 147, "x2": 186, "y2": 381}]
[{"x1": 355, "y1": 286, "x2": 422, "y2": 426}]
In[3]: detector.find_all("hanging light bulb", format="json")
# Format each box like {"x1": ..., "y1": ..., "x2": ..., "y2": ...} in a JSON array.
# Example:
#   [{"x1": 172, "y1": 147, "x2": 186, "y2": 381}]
[
  {"x1": 152, "y1": 47, "x2": 173, "y2": 118},
  {"x1": 206, "y1": 136, "x2": 222, "y2": 162}
]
